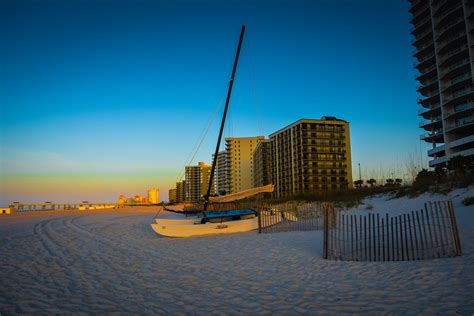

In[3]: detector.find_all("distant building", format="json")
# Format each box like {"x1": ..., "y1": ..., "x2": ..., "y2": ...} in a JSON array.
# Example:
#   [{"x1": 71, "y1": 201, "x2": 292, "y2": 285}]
[
  {"x1": 225, "y1": 136, "x2": 265, "y2": 193},
  {"x1": 253, "y1": 139, "x2": 272, "y2": 188},
  {"x1": 176, "y1": 181, "x2": 185, "y2": 202},
  {"x1": 214, "y1": 151, "x2": 229, "y2": 195},
  {"x1": 268, "y1": 117, "x2": 352, "y2": 198},
  {"x1": 169, "y1": 188, "x2": 176, "y2": 203},
  {"x1": 117, "y1": 195, "x2": 127, "y2": 205},
  {"x1": 409, "y1": 0, "x2": 474, "y2": 167},
  {"x1": 185, "y1": 162, "x2": 216, "y2": 202},
  {"x1": 148, "y1": 188, "x2": 160, "y2": 204},
  {"x1": 133, "y1": 195, "x2": 148, "y2": 204}
]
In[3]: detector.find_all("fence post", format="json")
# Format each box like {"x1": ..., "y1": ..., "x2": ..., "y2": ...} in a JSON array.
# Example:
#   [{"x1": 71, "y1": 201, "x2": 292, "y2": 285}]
[
  {"x1": 430, "y1": 201, "x2": 441, "y2": 258},
  {"x1": 434, "y1": 202, "x2": 446, "y2": 257},
  {"x1": 368, "y1": 213, "x2": 371, "y2": 261},
  {"x1": 258, "y1": 208, "x2": 262, "y2": 234},
  {"x1": 323, "y1": 205, "x2": 328, "y2": 260},
  {"x1": 424, "y1": 204, "x2": 435, "y2": 259},
  {"x1": 395, "y1": 216, "x2": 399, "y2": 261},
  {"x1": 382, "y1": 217, "x2": 385, "y2": 261},
  {"x1": 448, "y1": 200, "x2": 462, "y2": 256},
  {"x1": 342, "y1": 214, "x2": 346, "y2": 260},
  {"x1": 377, "y1": 213, "x2": 380, "y2": 261},
  {"x1": 351, "y1": 215, "x2": 355, "y2": 261},
  {"x1": 409, "y1": 212, "x2": 416, "y2": 260},
  {"x1": 364, "y1": 216, "x2": 367, "y2": 261},
  {"x1": 403, "y1": 214, "x2": 409, "y2": 260},
  {"x1": 439, "y1": 201, "x2": 453, "y2": 256}
]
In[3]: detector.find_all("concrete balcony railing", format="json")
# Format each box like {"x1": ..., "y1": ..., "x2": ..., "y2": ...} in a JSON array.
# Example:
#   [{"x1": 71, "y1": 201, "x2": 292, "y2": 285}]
[
  {"x1": 417, "y1": 52, "x2": 435, "y2": 62},
  {"x1": 443, "y1": 88, "x2": 474, "y2": 104},
  {"x1": 439, "y1": 44, "x2": 468, "y2": 63},
  {"x1": 418, "y1": 103, "x2": 441, "y2": 116},
  {"x1": 435, "y1": 3, "x2": 463, "y2": 24},
  {"x1": 420, "y1": 129, "x2": 444, "y2": 141},
  {"x1": 419, "y1": 118, "x2": 442, "y2": 128},
  {"x1": 448, "y1": 135, "x2": 474, "y2": 149},
  {"x1": 415, "y1": 64, "x2": 437, "y2": 79},
  {"x1": 444, "y1": 103, "x2": 474, "y2": 118},
  {"x1": 417, "y1": 92, "x2": 439, "y2": 103},
  {"x1": 440, "y1": 59, "x2": 470, "y2": 77},
  {"x1": 429, "y1": 156, "x2": 448, "y2": 167},
  {"x1": 412, "y1": 28, "x2": 433, "y2": 45},
  {"x1": 436, "y1": 16, "x2": 465, "y2": 40},
  {"x1": 416, "y1": 81, "x2": 437, "y2": 92},
  {"x1": 437, "y1": 31, "x2": 466, "y2": 51},
  {"x1": 428, "y1": 145, "x2": 445, "y2": 157},
  {"x1": 412, "y1": 15, "x2": 431, "y2": 30},
  {"x1": 445, "y1": 117, "x2": 474, "y2": 133}
]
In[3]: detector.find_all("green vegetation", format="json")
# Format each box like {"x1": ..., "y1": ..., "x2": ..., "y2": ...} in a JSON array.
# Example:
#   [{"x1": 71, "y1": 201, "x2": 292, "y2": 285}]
[
  {"x1": 462, "y1": 197, "x2": 474, "y2": 206},
  {"x1": 262, "y1": 186, "x2": 398, "y2": 209},
  {"x1": 411, "y1": 155, "x2": 474, "y2": 194}
]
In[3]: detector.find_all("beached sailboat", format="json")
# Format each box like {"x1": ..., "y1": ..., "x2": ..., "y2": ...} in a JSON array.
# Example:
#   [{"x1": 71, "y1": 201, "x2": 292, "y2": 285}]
[{"x1": 151, "y1": 25, "x2": 277, "y2": 238}]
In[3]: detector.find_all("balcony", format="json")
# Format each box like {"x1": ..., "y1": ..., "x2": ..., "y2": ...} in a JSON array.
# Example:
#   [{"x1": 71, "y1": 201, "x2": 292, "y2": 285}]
[
  {"x1": 303, "y1": 134, "x2": 345, "y2": 140},
  {"x1": 415, "y1": 64, "x2": 437, "y2": 81},
  {"x1": 414, "y1": 53, "x2": 436, "y2": 69},
  {"x1": 445, "y1": 116, "x2": 474, "y2": 133},
  {"x1": 439, "y1": 44, "x2": 468, "y2": 66},
  {"x1": 429, "y1": 156, "x2": 448, "y2": 167},
  {"x1": 441, "y1": 76, "x2": 471, "y2": 94},
  {"x1": 428, "y1": 145, "x2": 445, "y2": 157},
  {"x1": 411, "y1": 14, "x2": 431, "y2": 31},
  {"x1": 420, "y1": 129, "x2": 444, "y2": 142},
  {"x1": 437, "y1": 31, "x2": 467, "y2": 53},
  {"x1": 418, "y1": 103, "x2": 441, "y2": 118},
  {"x1": 440, "y1": 59, "x2": 470, "y2": 79},
  {"x1": 443, "y1": 88, "x2": 474, "y2": 106},
  {"x1": 444, "y1": 102, "x2": 474, "y2": 119},
  {"x1": 419, "y1": 117, "x2": 443, "y2": 130},
  {"x1": 435, "y1": 16, "x2": 465, "y2": 41},
  {"x1": 413, "y1": 40, "x2": 434, "y2": 57},
  {"x1": 449, "y1": 135, "x2": 474, "y2": 151},
  {"x1": 435, "y1": 3, "x2": 463, "y2": 28},
  {"x1": 416, "y1": 79, "x2": 438, "y2": 93},
  {"x1": 409, "y1": 0, "x2": 428, "y2": 15},
  {"x1": 417, "y1": 92, "x2": 439, "y2": 106},
  {"x1": 451, "y1": 147, "x2": 474, "y2": 158},
  {"x1": 412, "y1": 28, "x2": 433, "y2": 47}
]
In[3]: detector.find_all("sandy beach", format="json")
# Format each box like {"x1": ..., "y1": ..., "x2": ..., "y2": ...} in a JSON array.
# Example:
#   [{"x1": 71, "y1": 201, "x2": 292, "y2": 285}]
[{"x1": 1, "y1": 192, "x2": 473, "y2": 314}]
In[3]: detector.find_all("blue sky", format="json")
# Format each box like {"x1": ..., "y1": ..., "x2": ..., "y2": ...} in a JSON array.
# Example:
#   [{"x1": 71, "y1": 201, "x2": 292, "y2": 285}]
[{"x1": 0, "y1": 0, "x2": 427, "y2": 204}]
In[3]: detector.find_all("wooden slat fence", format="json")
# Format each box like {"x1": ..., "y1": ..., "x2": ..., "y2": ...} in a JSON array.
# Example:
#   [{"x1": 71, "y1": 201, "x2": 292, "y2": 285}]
[
  {"x1": 257, "y1": 202, "x2": 334, "y2": 233},
  {"x1": 324, "y1": 200, "x2": 462, "y2": 261}
]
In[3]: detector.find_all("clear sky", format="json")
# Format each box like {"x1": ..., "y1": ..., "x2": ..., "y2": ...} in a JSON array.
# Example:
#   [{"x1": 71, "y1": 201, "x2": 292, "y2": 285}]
[{"x1": 0, "y1": 0, "x2": 427, "y2": 204}]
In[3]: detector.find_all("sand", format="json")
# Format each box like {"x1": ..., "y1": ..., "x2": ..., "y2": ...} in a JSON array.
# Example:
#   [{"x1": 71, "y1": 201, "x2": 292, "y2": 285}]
[{"x1": 0, "y1": 191, "x2": 473, "y2": 314}]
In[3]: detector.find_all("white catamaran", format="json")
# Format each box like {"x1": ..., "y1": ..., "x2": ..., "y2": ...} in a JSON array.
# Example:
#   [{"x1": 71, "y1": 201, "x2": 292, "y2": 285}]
[{"x1": 151, "y1": 25, "x2": 279, "y2": 238}]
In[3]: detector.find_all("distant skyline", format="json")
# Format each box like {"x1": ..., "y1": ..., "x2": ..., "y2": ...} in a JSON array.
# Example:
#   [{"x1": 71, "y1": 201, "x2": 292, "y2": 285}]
[{"x1": 1, "y1": 0, "x2": 427, "y2": 204}]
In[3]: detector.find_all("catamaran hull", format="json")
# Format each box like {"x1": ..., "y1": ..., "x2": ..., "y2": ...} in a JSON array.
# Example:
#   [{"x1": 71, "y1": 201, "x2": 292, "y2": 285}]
[
  {"x1": 155, "y1": 218, "x2": 200, "y2": 225},
  {"x1": 151, "y1": 217, "x2": 259, "y2": 238}
]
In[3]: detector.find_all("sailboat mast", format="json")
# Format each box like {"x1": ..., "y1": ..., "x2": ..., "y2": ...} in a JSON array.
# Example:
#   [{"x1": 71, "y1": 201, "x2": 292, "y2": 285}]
[{"x1": 203, "y1": 25, "x2": 246, "y2": 211}]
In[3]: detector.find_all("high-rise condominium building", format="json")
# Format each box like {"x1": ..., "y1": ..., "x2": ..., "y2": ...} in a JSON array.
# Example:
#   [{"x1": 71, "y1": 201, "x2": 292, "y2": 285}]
[
  {"x1": 269, "y1": 117, "x2": 352, "y2": 198},
  {"x1": 214, "y1": 151, "x2": 229, "y2": 195},
  {"x1": 253, "y1": 139, "x2": 272, "y2": 188},
  {"x1": 184, "y1": 162, "x2": 216, "y2": 202},
  {"x1": 168, "y1": 188, "x2": 176, "y2": 203},
  {"x1": 410, "y1": 0, "x2": 474, "y2": 167},
  {"x1": 225, "y1": 136, "x2": 265, "y2": 193},
  {"x1": 176, "y1": 181, "x2": 185, "y2": 202},
  {"x1": 148, "y1": 188, "x2": 160, "y2": 204}
]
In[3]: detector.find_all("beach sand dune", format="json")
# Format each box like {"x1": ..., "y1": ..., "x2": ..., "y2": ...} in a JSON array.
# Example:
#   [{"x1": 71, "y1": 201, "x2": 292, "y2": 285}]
[{"x1": 0, "y1": 202, "x2": 473, "y2": 314}]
